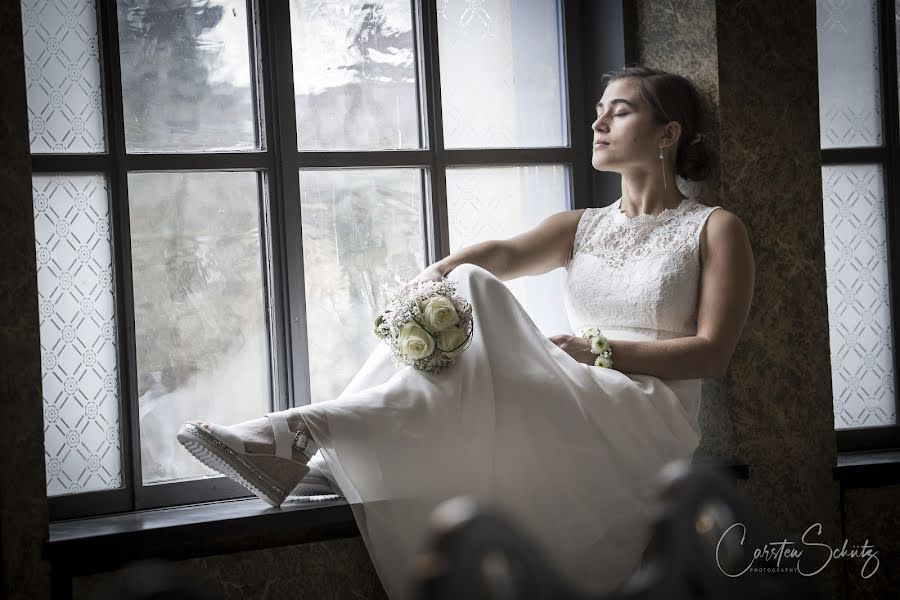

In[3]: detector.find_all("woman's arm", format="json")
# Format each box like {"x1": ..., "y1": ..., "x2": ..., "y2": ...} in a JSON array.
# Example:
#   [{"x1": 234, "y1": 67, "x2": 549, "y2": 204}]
[
  {"x1": 555, "y1": 335, "x2": 723, "y2": 378},
  {"x1": 428, "y1": 209, "x2": 586, "y2": 281}
]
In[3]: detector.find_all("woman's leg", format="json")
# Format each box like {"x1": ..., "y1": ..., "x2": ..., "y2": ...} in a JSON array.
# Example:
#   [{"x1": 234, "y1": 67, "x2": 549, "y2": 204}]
[{"x1": 190, "y1": 263, "x2": 538, "y2": 487}]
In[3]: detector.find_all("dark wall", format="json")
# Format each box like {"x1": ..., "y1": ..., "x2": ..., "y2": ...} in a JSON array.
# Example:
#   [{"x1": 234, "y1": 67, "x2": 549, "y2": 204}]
[{"x1": 0, "y1": 1, "x2": 52, "y2": 598}]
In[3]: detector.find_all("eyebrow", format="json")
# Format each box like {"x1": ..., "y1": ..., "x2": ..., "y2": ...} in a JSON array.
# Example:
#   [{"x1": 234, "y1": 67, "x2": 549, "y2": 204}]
[{"x1": 595, "y1": 98, "x2": 637, "y2": 112}]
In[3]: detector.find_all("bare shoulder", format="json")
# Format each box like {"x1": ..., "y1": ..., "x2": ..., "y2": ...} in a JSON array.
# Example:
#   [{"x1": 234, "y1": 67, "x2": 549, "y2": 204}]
[
  {"x1": 559, "y1": 207, "x2": 590, "y2": 244},
  {"x1": 534, "y1": 207, "x2": 588, "y2": 240},
  {"x1": 560, "y1": 208, "x2": 587, "y2": 234},
  {"x1": 700, "y1": 207, "x2": 753, "y2": 264}
]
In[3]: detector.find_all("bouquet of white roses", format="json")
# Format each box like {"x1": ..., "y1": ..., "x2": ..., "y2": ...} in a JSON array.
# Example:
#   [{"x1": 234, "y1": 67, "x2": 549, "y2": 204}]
[{"x1": 373, "y1": 277, "x2": 474, "y2": 373}]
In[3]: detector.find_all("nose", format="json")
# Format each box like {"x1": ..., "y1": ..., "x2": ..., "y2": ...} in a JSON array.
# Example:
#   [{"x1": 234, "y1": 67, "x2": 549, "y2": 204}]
[{"x1": 591, "y1": 112, "x2": 608, "y2": 132}]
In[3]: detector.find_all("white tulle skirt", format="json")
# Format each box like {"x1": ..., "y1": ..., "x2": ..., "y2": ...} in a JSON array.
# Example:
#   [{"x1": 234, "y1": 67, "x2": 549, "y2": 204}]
[{"x1": 299, "y1": 263, "x2": 703, "y2": 600}]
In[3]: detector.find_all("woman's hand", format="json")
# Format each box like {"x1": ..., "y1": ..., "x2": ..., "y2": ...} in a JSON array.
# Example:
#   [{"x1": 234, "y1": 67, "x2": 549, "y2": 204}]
[
  {"x1": 401, "y1": 264, "x2": 446, "y2": 294},
  {"x1": 548, "y1": 334, "x2": 593, "y2": 365}
]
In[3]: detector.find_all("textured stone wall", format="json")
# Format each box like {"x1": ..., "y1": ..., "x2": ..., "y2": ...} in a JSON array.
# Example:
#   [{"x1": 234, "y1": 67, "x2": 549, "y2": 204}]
[
  {"x1": 844, "y1": 484, "x2": 900, "y2": 598},
  {"x1": 0, "y1": 2, "x2": 52, "y2": 598},
  {"x1": 636, "y1": 0, "x2": 843, "y2": 597},
  {"x1": 72, "y1": 537, "x2": 386, "y2": 600}
]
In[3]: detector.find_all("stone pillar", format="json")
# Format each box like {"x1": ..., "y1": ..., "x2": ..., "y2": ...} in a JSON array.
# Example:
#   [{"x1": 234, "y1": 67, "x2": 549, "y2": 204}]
[
  {"x1": 0, "y1": 2, "x2": 52, "y2": 599},
  {"x1": 636, "y1": 1, "x2": 841, "y2": 597}
]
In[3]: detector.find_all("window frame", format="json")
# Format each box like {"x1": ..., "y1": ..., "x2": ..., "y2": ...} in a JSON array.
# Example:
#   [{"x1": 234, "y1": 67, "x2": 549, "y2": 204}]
[
  {"x1": 41, "y1": 0, "x2": 596, "y2": 520},
  {"x1": 822, "y1": 0, "x2": 900, "y2": 452}
]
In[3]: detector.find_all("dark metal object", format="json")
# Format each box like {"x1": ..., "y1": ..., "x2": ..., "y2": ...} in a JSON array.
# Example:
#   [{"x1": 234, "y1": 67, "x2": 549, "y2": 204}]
[{"x1": 413, "y1": 461, "x2": 823, "y2": 600}]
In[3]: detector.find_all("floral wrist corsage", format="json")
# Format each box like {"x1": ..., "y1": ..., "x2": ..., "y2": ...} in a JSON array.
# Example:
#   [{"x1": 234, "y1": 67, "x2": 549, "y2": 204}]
[{"x1": 577, "y1": 326, "x2": 614, "y2": 369}]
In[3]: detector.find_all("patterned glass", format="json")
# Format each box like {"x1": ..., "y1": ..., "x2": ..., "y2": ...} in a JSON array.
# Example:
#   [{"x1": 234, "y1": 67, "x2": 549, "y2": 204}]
[
  {"x1": 446, "y1": 165, "x2": 571, "y2": 336},
  {"x1": 116, "y1": 0, "x2": 258, "y2": 152},
  {"x1": 33, "y1": 175, "x2": 122, "y2": 497},
  {"x1": 816, "y1": 0, "x2": 882, "y2": 148},
  {"x1": 299, "y1": 169, "x2": 426, "y2": 404},
  {"x1": 289, "y1": 0, "x2": 421, "y2": 150},
  {"x1": 822, "y1": 164, "x2": 897, "y2": 428},
  {"x1": 128, "y1": 172, "x2": 270, "y2": 484},
  {"x1": 437, "y1": 0, "x2": 568, "y2": 149},
  {"x1": 21, "y1": 0, "x2": 105, "y2": 153}
]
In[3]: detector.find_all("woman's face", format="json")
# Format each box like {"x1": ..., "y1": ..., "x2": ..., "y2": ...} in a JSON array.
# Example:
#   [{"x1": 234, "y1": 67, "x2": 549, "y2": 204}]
[{"x1": 590, "y1": 78, "x2": 667, "y2": 174}]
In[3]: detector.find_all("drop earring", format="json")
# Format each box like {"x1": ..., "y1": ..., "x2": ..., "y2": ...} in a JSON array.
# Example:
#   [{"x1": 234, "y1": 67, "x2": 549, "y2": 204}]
[{"x1": 659, "y1": 147, "x2": 667, "y2": 191}]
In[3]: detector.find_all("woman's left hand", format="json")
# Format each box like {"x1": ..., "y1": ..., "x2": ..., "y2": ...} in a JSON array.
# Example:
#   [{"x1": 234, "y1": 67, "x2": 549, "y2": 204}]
[{"x1": 548, "y1": 334, "x2": 592, "y2": 364}]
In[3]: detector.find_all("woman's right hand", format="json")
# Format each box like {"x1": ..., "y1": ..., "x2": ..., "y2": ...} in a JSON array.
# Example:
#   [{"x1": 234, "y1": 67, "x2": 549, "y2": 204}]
[{"x1": 404, "y1": 264, "x2": 446, "y2": 292}]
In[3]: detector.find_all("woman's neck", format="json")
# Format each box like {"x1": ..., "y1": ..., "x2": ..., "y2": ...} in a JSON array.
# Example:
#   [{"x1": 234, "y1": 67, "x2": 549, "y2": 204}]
[{"x1": 619, "y1": 176, "x2": 684, "y2": 218}]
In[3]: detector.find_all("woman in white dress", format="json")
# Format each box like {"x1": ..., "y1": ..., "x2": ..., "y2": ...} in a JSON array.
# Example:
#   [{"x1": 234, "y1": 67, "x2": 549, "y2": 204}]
[{"x1": 177, "y1": 66, "x2": 754, "y2": 599}]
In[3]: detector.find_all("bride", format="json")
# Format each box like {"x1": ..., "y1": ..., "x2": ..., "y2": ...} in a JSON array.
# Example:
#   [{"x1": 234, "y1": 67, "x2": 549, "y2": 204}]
[{"x1": 177, "y1": 65, "x2": 754, "y2": 599}]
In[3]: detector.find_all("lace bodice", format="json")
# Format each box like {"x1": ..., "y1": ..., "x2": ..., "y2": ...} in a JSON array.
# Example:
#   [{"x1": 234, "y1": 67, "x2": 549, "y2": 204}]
[{"x1": 563, "y1": 197, "x2": 721, "y2": 341}]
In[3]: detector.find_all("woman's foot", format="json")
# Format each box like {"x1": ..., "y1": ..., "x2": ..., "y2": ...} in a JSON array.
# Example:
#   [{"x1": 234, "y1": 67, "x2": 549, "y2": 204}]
[{"x1": 193, "y1": 409, "x2": 316, "y2": 473}]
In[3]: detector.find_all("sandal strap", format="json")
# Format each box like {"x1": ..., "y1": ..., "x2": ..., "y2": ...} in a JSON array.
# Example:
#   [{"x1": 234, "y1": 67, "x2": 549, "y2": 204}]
[{"x1": 265, "y1": 412, "x2": 293, "y2": 460}]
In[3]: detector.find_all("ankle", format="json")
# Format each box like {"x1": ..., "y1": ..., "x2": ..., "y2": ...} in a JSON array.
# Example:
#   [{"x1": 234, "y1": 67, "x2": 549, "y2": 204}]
[{"x1": 288, "y1": 412, "x2": 319, "y2": 459}]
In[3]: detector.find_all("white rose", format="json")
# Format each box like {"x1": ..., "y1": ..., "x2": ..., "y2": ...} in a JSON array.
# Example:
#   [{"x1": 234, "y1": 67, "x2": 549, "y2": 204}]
[
  {"x1": 421, "y1": 296, "x2": 460, "y2": 332},
  {"x1": 436, "y1": 325, "x2": 468, "y2": 354},
  {"x1": 398, "y1": 321, "x2": 435, "y2": 360}
]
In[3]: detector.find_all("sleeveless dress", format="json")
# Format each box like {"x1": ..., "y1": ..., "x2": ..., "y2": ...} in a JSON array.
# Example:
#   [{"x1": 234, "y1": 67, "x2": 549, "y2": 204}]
[{"x1": 298, "y1": 196, "x2": 721, "y2": 600}]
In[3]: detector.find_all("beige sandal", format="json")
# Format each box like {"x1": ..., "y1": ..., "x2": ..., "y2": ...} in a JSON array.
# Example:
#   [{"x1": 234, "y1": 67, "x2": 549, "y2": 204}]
[{"x1": 177, "y1": 411, "x2": 312, "y2": 508}]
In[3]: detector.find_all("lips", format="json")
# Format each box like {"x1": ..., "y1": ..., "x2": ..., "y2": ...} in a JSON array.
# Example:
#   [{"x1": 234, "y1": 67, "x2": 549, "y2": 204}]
[{"x1": 593, "y1": 141, "x2": 610, "y2": 148}]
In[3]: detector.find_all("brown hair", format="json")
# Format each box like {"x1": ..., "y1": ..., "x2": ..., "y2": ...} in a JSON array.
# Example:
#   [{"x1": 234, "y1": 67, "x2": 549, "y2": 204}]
[{"x1": 600, "y1": 66, "x2": 715, "y2": 182}]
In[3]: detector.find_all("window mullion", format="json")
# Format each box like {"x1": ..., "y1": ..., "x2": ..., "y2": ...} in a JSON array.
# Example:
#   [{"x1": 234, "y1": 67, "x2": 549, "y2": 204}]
[
  {"x1": 98, "y1": 0, "x2": 140, "y2": 512},
  {"x1": 561, "y1": 0, "x2": 590, "y2": 211},
  {"x1": 258, "y1": 0, "x2": 310, "y2": 409},
  {"x1": 418, "y1": 0, "x2": 449, "y2": 264}
]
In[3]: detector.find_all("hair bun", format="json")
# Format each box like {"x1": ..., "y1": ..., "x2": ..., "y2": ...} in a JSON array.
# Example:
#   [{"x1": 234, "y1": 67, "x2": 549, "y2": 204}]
[{"x1": 676, "y1": 135, "x2": 714, "y2": 182}]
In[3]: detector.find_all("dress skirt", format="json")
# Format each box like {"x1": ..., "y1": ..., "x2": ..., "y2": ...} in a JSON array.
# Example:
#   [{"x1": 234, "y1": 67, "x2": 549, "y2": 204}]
[{"x1": 299, "y1": 263, "x2": 703, "y2": 600}]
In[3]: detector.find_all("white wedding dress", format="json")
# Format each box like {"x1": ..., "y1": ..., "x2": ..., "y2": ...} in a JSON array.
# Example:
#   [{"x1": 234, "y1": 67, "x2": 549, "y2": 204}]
[{"x1": 299, "y1": 196, "x2": 721, "y2": 599}]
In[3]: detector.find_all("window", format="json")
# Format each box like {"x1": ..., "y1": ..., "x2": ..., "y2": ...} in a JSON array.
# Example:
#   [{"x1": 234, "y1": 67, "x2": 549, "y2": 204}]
[
  {"x1": 816, "y1": 0, "x2": 900, "y2": 451},
  {"x1": 25, "y1": 0, "x2": 590, "y2": 519}
]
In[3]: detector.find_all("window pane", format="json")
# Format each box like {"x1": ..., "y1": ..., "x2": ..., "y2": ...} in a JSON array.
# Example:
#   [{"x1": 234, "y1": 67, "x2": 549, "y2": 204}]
[
  {"x1": 816, "y1": 0, "x2": 882, "y2": 148},
  {"x1": 116, "y1": 0, "x2": 258, "y2": 152},
  {"x1": 33, "y1": 175, "x2": 122, "y2": 497},
  {"x1": 446, "y1": 165, "x2": 570, "y2": 336},
  {"x1": 437, "y1": 0, "x2": 567, "y2": 149},
  {"x1": 822, "y1": 164, "x2": 896, "y2": 428},
  {"x1": 299, "y1": 169, "x2": 425, "y2": 403},
  {"x1": 128, "y1": 172, "x2": 269, "y2": 484},
  {"x1": 21, "y1": 0, "x2": 106, "y2": 153},
  {"x1": 289, "y1": 1, "x2": 421, "y2": 150}
]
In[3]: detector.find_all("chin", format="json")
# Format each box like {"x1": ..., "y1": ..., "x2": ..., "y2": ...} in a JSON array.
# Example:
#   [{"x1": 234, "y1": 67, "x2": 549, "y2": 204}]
[{"x1": 591, "y1": 159, "x2": 617, "y2": 173}]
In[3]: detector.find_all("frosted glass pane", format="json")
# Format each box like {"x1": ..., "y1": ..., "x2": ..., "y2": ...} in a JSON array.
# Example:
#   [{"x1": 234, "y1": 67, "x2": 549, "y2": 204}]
[
  {"x1": 21, "y1": 0, "x2": 105, "y2": 153},
  {"x1": 289, "y1": 0, "x2": 421, "y2": 150},
  {"x1": 33, "y1": 175, "x2": 122, "y2": 497},
  {"x1": 299, "y1": 169, "x2": 425, "y2": 403},
  {"x1": 446, "y1": 165, "x2": 570, "y2": 336},
  {"x1": 128, "y1": 172, "x2": 269, "y2": 484},
  {"x1": 116, "y1": 0, "x2": 258, "y2": 152},
  {"x1": 822, "y1": 164, "x2": 896, "y2": 428},
  {"x1": 816, "y1": 0, "x2": 882, "y2": 148},
  {"x1": 437, "y1": 0, "x2": 567, "y2": 149}
]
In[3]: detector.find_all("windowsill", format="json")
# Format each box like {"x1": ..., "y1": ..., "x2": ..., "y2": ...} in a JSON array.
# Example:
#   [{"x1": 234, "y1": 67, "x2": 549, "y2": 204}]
[
  {"x1": 833, "y1": 449, "x2": 900, "y2": 488},
  {"x1": 44, "y1": 458, "x2": 749, "y2": 579},
  {"x1": 44, "y1": 495, "x2": 357, "y2": 577}
]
